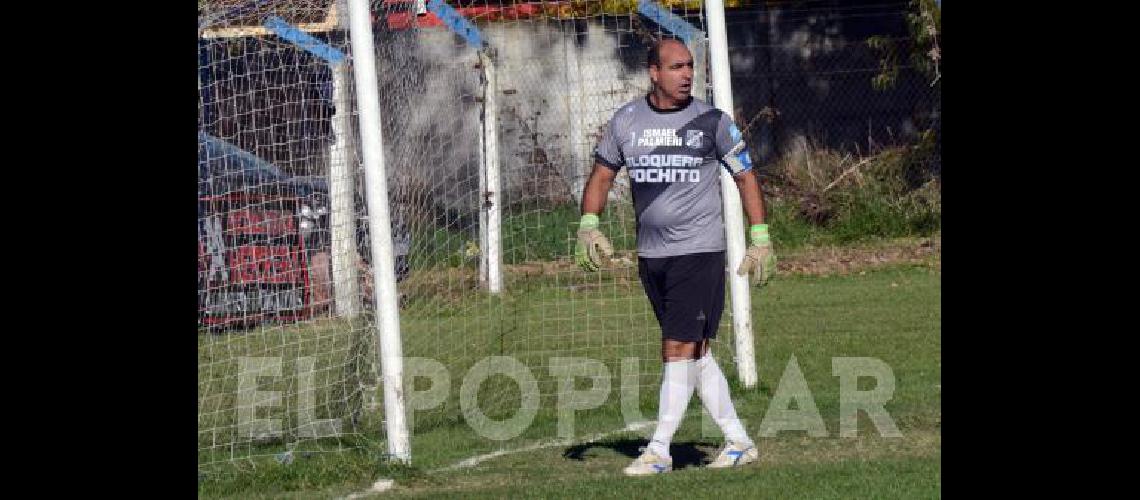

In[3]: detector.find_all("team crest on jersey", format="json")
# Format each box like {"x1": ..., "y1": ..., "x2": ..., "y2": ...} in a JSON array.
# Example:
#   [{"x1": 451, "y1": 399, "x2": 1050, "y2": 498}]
[{"x1": 686, "y1": 130, "x2": 704, "y2": 148}]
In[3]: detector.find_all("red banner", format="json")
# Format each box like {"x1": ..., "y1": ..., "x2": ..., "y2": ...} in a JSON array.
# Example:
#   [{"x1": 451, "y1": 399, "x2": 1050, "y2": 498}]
[{"x1": 198, "y1": 194, "x2": 311, "y2": 328}]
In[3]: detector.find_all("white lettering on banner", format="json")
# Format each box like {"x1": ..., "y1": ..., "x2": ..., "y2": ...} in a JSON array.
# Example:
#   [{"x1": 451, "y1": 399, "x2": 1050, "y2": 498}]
[
  {"x1": 203, "y1": 216, "x2": 228, "y2": 283},
  {"x1": 203, "y1": 289, "x2": 306, "y2": 316}
]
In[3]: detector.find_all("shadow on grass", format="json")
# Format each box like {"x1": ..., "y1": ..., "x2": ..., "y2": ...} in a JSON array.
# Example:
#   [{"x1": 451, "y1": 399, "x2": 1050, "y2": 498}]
[{"x1": 563, "y1": 438, "x2": 718, "y2": 470}]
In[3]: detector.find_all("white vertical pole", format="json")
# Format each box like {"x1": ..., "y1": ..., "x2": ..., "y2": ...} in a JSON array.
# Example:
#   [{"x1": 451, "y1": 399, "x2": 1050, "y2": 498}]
[
  {"x1": 346, "y1": 0, "x2": 410, "y2": 462},
  {"x1": 705, "y1": 0, "x2": 757, "y2": 388},
  {"x1": 478, "y1": 102, "x2": 489, "y2": 287},
  {"x1": 479, "y1": 50, "x2": 503, "y2": 294},
  {"x1": 329, "y1": 20, "x2": 361, "y2": 318},
  {"x1": 690, "y1": 37, "x2": 708, "y2": 102}
]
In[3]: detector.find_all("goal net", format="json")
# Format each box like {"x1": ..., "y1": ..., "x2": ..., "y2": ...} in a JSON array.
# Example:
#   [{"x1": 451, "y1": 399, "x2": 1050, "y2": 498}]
[{"x1": 197, "y1": 0, "x2": 737, "y2": 472}]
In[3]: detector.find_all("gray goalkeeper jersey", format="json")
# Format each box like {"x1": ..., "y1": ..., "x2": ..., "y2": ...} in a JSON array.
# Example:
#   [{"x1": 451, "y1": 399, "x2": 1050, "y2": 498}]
[{"x1": 594, "y1": 96, "x2": 754, "y2": 258}]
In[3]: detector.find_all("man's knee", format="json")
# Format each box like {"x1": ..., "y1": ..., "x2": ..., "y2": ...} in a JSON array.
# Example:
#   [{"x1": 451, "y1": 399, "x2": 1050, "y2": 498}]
[{"x1": 662, "y1": 340, "x2": 701, "y2": 361}]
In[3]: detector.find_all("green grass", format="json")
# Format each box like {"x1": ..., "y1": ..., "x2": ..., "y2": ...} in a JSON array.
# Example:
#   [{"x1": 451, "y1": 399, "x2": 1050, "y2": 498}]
[
  {"x1": 763, "y1": 135, "x2": 941, "y2": 250},
  {"x1": 383, "y1": 454, "x2": 941, "y2": 499},
  {"x1": 199, "y1": 263, "x2": 940, "y2": 498},
  {"x1": 766, "y1": 194, "x2": 940, "y2": 250},
  {"x1": 403, "y1": 189, "x2": 939, "y2": 272},
  {"x1": 406, "y1": 202, "x2": 640, "y2": 269}
]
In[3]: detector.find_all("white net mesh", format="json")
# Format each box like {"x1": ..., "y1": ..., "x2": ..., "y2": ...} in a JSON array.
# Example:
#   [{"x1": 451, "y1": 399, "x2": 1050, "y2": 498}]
[
  {"x1": 372, "y1": 0, "x2": 739, "y2": 437},
  {"x1": 197, "y1": 0, "x2": 384, "y2": 470},
  {"x1": 198, "y1": 0, "x2": 739, "y2": 471}
]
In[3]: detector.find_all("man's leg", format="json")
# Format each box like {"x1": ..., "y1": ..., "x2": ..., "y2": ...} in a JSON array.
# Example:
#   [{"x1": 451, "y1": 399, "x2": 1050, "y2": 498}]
[
  {"x1": 626, "y1": 340, "x2": 700, "y2": 475},
  {"x1": 688, "y1": 251, "x2": 759, "y2": 468},
  {"x1": 695, "y1": 341, "x2": 755, "y2": 451},
  {"x1": 645, "y1": 340, "x2": 701, "y2": 458},
  {"x1": 681, "y1": 252, "x2": 753, "y2": 449}
]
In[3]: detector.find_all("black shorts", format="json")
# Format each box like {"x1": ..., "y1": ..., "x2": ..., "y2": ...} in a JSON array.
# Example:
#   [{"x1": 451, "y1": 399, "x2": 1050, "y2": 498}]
[{"x1": 637, "y1": 251, "x2": 726, "y2": 342}]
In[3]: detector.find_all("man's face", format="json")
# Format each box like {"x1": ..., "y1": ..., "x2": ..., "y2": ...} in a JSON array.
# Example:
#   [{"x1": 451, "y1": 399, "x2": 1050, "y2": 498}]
[{"x1": 650, "y1": 41, "x2": 694, "y2": 103}]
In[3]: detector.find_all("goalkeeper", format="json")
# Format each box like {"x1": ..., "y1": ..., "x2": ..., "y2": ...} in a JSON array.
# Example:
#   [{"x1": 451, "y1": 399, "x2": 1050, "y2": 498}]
[{"x1": 575, "y1": 39, "x2": 776, "y2": 476}]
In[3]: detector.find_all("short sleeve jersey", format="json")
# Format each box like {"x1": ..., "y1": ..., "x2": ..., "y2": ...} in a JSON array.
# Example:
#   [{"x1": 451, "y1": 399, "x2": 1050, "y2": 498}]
[{"x1": 594, "y1": 95, "x2": 754, "y2": 258}]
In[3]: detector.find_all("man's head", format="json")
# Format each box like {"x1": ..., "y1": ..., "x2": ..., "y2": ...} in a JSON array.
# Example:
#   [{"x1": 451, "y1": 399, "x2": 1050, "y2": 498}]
[{"x1": 648, "y1": 39, "x2": 694, "y2": 106}]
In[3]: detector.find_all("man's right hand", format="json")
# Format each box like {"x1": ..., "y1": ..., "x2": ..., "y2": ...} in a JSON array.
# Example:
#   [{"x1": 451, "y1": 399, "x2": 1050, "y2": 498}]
[{"x1": 575, "y1": 214, "x2": 613, "y2": 272}]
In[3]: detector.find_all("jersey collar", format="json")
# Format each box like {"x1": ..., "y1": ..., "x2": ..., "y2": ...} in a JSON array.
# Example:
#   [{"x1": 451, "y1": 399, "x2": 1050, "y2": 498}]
[{"x1": 645, "y1": 94, "x2": 694, "y2": 114}]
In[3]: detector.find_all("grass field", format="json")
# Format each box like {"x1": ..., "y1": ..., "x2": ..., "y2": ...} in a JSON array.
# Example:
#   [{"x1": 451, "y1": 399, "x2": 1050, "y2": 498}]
[{"x1": 199, "y1": 248, "x2": 940, "y2": 498}]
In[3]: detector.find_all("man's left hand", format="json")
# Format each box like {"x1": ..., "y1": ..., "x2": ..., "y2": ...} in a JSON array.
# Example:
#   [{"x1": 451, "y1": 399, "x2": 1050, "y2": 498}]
[{"x1": 736, "y1": 224, "x2": 777, "y2": 286}]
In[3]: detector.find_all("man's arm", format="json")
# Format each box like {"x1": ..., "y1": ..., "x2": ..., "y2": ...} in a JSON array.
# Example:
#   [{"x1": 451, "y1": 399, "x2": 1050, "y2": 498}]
[
  {"x1": 575, "y1": 163, "x2": 618, "y2": 271},
  {"x1": 733, "y1": 169, "x2": 777, "y2": 286},
  {"x1": 732, "y1": 170, "x2": 766, "y2": 226},
  {"x1": 581, "y1": 162, "x2": 618, "y2": 215}
]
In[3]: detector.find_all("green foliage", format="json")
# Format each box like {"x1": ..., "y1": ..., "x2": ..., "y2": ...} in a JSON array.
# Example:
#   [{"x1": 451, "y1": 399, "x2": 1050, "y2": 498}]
[{"x1": 867, "y1": 0, "x2": 942, "y2": 89}]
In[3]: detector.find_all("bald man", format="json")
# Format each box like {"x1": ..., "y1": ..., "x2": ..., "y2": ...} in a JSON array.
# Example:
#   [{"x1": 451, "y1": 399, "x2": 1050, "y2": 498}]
[{"x1": 575, "y1": 39, "x2": 775, "y2": 475}]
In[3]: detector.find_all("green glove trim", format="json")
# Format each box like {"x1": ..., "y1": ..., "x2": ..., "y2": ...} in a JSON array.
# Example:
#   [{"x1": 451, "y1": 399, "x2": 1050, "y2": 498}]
[
  {"x1": 580, "y1": 213, "x2": 600, "y2": 230},
  {"x1": 749, "y1": 224, "x2": 770, "y2": 245}
]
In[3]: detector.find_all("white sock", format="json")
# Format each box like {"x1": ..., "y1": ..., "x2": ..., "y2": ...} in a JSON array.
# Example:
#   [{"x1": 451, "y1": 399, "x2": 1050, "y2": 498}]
[
  {"x1": 696, "y1": 355, "x2": 753, "y2": 447},
  {"x1": 648, "y1": 359, "x2": 697, "y2": 458}
]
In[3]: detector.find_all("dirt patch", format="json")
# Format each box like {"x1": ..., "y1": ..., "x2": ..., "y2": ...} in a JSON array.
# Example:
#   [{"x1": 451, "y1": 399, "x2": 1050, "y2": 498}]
[
  {"x1": 777, "y1": 236, "x2": 941, "y2": 277},
  {"x1": 393, "y1": 236, "x2": 941, "y2": 304}
]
